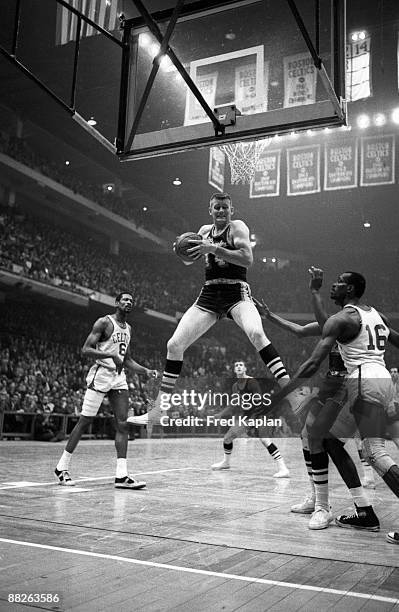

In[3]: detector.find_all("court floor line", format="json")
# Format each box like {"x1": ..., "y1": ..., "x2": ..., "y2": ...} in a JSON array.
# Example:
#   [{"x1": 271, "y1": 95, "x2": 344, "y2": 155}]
[
  {"x1": 0, "y1": 467, "x2": 207, "y2": 489},
  {"x1": 1, "y1": 538, "x2": 398, "y2": 605}
]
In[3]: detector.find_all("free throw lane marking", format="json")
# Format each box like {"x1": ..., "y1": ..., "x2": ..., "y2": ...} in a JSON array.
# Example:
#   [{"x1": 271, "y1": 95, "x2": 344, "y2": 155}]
[
  {"x1": 0, "y1": 468, "x2": 207, "y2": 490},
  {"x1": 0, "y1": 538, "x2": 398, "y2": 605}
]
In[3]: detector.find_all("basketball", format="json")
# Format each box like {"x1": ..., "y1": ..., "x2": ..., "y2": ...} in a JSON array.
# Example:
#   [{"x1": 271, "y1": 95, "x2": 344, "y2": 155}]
[{"x1": 174, "y1": 232, "x2": 203, "y2": 262}]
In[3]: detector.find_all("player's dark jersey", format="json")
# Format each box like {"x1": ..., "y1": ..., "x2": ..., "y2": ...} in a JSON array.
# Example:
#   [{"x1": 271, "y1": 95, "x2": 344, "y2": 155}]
[
  {"x1": 231, "y1": 377, "x2": 261, "y2": 414},
  {"x1": 204, "y1": 224, "x2": 247, "y2": 282}
]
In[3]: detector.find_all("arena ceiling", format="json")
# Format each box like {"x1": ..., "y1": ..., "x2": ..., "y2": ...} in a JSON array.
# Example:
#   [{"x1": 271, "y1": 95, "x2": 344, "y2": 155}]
[{"x1": 1, "y1": 0, "x2": 399, "y2": 262}]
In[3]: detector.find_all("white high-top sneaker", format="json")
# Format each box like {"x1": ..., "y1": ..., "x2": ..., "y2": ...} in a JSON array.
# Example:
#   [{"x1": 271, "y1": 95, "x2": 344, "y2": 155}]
[
  {"x1": 273, "y1": 458, "x2": 290, "y2": 478},
  {"x1": 308, "y1": 506, "x2": 333, "y2": 530},
  {"x1": 211, "y1": 458, "x2": 231, "y2": 470}
]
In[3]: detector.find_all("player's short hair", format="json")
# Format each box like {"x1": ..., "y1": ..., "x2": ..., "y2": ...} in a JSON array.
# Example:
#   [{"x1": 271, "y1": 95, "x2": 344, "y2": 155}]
[
  {"x1": 209, "y1": 192, "x2": 232, "y2": 206},
  {"x1": 344, "y1": 271, "x2": 366, "y2": 298},
  {"x1": 234, "y1": 360, "x2": 246, "y2": 367},
  {"x1": 115, "y1": 291, "x2": 133, "y2": 302}
]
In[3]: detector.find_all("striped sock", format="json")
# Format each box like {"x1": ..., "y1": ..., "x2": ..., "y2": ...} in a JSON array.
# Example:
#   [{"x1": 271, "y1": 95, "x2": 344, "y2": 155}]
[
  {"x1": 303, "y1": 449, "x2": 315, "y2": 497},
  {"x1": 160, "y1": 359, "x2": 183, "y2": 396},
  {"x1": 266, "y1": 442, "x2": 282, "y2": 462},
  {"x1": 223, "y1": 441, "x2": 233, "y2": 455},
  {"x1": 311, "y1": 451, "x2": 329, "y2": 510},
  {"x1": 258, "y1": 343, "x2": 289, "y2": 387}
]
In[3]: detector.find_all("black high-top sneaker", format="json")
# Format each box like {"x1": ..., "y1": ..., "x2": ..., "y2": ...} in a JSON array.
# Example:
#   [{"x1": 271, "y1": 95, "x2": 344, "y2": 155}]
[{"x1": 335, "y1": 505, "x2": 380, "y2": 532}]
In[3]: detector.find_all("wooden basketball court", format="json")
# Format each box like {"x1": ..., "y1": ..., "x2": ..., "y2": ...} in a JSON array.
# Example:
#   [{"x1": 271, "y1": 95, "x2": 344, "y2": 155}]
[{"x1": 1, "y1": 437, "x2": 398, "y2": 611}]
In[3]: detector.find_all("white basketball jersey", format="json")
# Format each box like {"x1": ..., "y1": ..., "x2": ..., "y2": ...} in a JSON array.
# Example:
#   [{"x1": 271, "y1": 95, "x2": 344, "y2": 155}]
[
  {"x1": 337, "y1": 305, "x2": 389, "y2": 374},
  {"x1": 96, "y1": 315, "x2": 131, "y2": 370}
]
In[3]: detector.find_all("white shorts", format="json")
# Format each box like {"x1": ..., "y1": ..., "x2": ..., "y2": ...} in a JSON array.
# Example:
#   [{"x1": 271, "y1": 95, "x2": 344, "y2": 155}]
[
  {"x1": 86, "y1": 364, "x2": 128, "y2": 394},
  {"x1": 346, "y1": 363, "x2": 394, "y2": 408}
]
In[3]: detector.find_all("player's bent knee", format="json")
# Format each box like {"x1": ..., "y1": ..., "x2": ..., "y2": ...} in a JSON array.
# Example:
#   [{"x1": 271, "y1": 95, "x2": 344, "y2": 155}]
[
  {"x1": 81, "y1": 389, "x2": 104, "y2": 417},
  {"x1": 167, "y1": 336, "x2": 185, "y2": 356},
  {"x1": 246, "y1": 328, "x2": 266, "y2": 349},
  {"x1": 361, "y1": 439, "x2": 395, "y2": 477},
  {"x1": 115, "y1": 418, "x2": 129, "y2": 433}
]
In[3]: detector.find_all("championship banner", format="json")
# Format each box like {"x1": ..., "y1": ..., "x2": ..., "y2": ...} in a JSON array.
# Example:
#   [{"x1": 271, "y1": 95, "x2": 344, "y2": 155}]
[
  {"x1": 55, "y1": 0, "x2": 121, "y2": 46},
  {"x1": 324, "y1": 139, "x2": 358, "y2": 191},
  {"x1": 346, "y1": 36, "x2": 371, "y2": 102},
  {"x1": 184, "y1": 71, "x2": 218, "y2": 126},
  {"x1": 208, "y1": 147, "x2": 225, "y2": 192},
  {"x1": 283, "y1": 53, "x2": 317, "y2": 107},
  {"x1": 235, "y1": 61, "x2": 269, "y2": 114},
  {"x1": 287, "y1": 145, "x2": 320, "y2": 196},
  {"x1": 360, "y1": 135, "x2": 395, "y2": 187},
  {"x1": 249, "y1": 150, "x2": 281, "y2": 198}
]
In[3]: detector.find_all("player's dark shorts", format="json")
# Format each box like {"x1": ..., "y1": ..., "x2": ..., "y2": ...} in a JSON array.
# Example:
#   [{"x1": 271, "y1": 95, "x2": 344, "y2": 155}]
[
  {"x1": 317, "y1": 372, "x2": 347, "y2": 405},
  {"x1": 195, "y1": 280, "x2": 252, "y2": 318}
]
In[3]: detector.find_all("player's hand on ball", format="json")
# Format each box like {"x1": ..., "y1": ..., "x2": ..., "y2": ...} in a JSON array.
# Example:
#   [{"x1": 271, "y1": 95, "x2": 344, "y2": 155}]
[
  {"x1": 252, "y1": 297, "x2": 270, "y2": 319},
  {"x1": 308, "y1": 266, "x2": 323, "y2": 291},
  {"x1": 174, "y1": 232, "x2": 203, "y2": 263},
  {"x1": 187, "y1": 237, "x2": 216, "y2": 257}
]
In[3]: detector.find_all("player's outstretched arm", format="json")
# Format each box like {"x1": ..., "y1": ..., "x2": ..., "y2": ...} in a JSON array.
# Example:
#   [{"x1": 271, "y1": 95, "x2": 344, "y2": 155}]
[
  {"x1": 253, "y1": 297, "x2": 320, "y2": 338},
  {"x1": 258, "y1": 315, "x2": 343, "y2": 414},
  {"x1": 309, "y1": 266, "x2": 329, "y2": 330}
]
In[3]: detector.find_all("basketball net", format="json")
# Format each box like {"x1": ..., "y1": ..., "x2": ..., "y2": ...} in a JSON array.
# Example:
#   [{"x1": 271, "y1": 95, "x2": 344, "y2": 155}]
[{"x1": 220, "y1": 138, "x2": 271, "y2": 185}]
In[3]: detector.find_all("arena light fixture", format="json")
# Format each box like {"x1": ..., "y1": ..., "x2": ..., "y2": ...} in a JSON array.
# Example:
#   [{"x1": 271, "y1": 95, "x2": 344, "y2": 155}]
[
  {"x1": 357, "y1": 114, "x2": 370, "y2": 129},
  {"x1": 160, "y1": 55, "x2": 173, "y2": 70},
  {"x1": 271, "y1": 257, "x2": 277, "y2": 263},
  {"x1": 143, "y1": 206, "x2": 148, "y2": 211},
  {"x1": 65, "y1": 160, "x2": 70, "y2": 166},
  {"x1": 173, "y1": 177, "x2": 182, "y2": 186},
  {"x1": 262, "y1": 257, "x2": 267, "y2": 263},
  {"x1": 374, "y1": 113, "x2": 386, "y2": 127},
  {"x1": 139, "y1": 32, "x2": 151, "y2": 47},
  {"x1": 363, "y1": 221, "x2": 371, "y2": 228},
  {"x1": 391, "y1": 108, "x2": 399, "y2": 124},
  {"x1": 88, "y1": 117, "x2": 97, "y2": 126},
  {"x1": 149, "y1": 43, "x2": 160, "y2": 57},
  {"x1": 351, "y1": 31, "x2": 366, "y2": 42}
]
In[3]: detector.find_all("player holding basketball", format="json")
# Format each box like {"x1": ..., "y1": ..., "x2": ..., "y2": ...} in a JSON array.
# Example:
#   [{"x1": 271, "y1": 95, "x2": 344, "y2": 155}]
[
  {"x1": 211, "y1": 360, "x2": 289, "y2": 477},
  {"x1": 55, "y1": 291, "x2": 158, "y2": 488},
  {"x1": 128, "y1": 192, "x2": 289, "y2": 429},
  {"x1": 261, "y1": 271, "x2": 399, "y2": 543}
]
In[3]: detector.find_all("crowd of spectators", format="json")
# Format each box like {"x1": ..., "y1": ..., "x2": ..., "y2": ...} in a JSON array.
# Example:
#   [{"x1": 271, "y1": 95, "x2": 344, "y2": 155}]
[
  {"x1": 2, "y1": 204, "x2": 399, "y2": 318},
  {"x1": 0, "y1": 297, "x2": 315, "y2": 425},
  {"x1": 2, "y1": 291, "x2": 398, "y2": 441},
  {"x1": 0, "y1": 131, "x2": 181, "y2": 234}
]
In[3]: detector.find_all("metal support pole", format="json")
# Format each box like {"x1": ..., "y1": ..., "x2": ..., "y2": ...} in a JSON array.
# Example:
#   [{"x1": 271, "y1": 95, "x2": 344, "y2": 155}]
[
  {"x1": 11, "y1": 0, "x2": 22, "y2": 57},
  {"x1": 70, "y1": 16, "x2": 82, "y2": 110},
  {"x1": 126, "y1": 0, "x2": 185, "y2": 151},
  {"x1": 116, "y1": 19, "x2": 132, "y2": 153},
  {"x1": 130, "y1": 0, "x2": 224, "y2": 135},
  {"x1": 285, "y1": 0, "x2": 345, "y2": 120}
]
